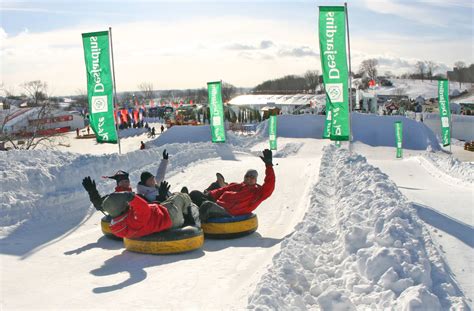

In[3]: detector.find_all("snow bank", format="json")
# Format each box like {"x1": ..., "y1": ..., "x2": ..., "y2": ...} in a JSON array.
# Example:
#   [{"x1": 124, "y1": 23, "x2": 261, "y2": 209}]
[
  {"x1": 374, "y1": 79, "x2": 467, "y2": 99},
  {"x1": 352, "y1": 113, "x2": 440, "y2": 151},
  {"x1": 151, "y1": 124, "x2": 264, "y2": 148},
  {"x1": 422, "y1": 113, "x2": 474, "y2": 142},
  {"x1": 248, "y1": 145, "x2": 467, "y2": 310},
  {"x1": 118, "y1": 127, "x2": 148, "y2": 138},
  {"x1": 419, "y1": 151, "x2": 474, "y2": 185},
  {"x1": 256, "y1": 114, "x2": 440, "y2": 150},
  {"x1": 0, "y1": 141, "x2": 248, "y2": 232}
]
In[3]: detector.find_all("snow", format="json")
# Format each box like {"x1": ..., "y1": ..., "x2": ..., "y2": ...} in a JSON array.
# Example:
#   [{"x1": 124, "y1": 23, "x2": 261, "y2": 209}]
[
  {"x1": 370, "y1": 79, "x2": 468, "y2": 99},
  {"x1": 420, "y1": 151, "x2": 474, "y2": 185},
  {"x1": 1, "y1": 111, "x2": 472, "y2": 309},
  {"x1": 257, "y1": 113, "x2": 440, "y2": 151},
  {"x1": 452, "y1": 93, "x2": 474, "y2": 104},
  {"x1": 421, "y1": 113, "x2": 474, "y2": 142},
  {"x1": 248, "y1": 145, "x2": 468, "y2": 310}
]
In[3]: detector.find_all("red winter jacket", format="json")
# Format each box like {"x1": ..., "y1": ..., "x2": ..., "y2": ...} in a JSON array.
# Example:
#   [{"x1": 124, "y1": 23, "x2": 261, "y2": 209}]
[
  {"x1": 109, "y1": 195, "x2": 172, "y2": 239},
  {"x1": 208, "y1": 164, "x2": 275, "y2": 216},
  {"x1": 115, "y1": 185, "x2": 132, "y2": 192}
]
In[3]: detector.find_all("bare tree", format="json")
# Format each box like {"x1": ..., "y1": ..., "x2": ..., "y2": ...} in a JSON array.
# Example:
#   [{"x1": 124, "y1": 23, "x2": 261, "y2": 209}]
[
  {"x1": 75, "y1": 88, "x2": 88, "y2": 110},
  {"x1": 454, "y1": 61, "x2": 467, "y2": 88},
  {"x1": 138, "y1": 82, "x2": 155, "y2": 101},
  {"x1": 21, "y1": 80, "x2": 48, "y2": 106},
  {"x1": 221, "y1": 82, "x2": 237, "y2": 102},
  {"x1": 415, "y1": 61, "x2": 427, "y2": 82},
  {"x1": 304, "y1": 70, "x2": 320, "y2": 92},
  {"x1": 359, "y1": 59, "x2": 378, "y2": 80},
  {"x1": 426, "y1": 61, "x2": 438, "y2": 82},
  {"x1": 1, "y1": 81, "x2": 64, "y2": 150}
]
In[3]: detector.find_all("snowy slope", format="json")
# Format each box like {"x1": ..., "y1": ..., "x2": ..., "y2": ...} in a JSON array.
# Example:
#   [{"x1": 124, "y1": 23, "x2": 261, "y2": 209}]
[
  {"x1": 248, "y1": 145, "x2": 468, "y2": 310},
  {"x1": 372, "y1": 79, "x2": 468, "y2": 99},
  {"x1": 1, "y1": 114, "x2": 472, "y2": 310},
  {"x1": 1, "y1": 137, "x2": 328, "y2": 309},
  {"x1": 352, "y1": 143, "x2": 474, "y2": 304},
  {"x1": 256, "y1": 113, "x2": 440, "y2": 151}
]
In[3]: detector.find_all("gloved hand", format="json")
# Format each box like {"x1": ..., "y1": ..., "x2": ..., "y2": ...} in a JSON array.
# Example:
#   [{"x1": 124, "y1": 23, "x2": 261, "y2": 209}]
[
  {"x1": 82, "y1": 176, "x2": 103, "y2": 211},
  {"x1": 260, "y1": 149, "x2": 273, "y2": 166},
  {"x1": 202, "y1": 190, "x2": 214, "y2": 201},
  {"x1": 156, "y1": 180, "x2": 171, "y2": 202},
  {"x1": 163, "y1": 149, "x2": 169, "y2": 160}
]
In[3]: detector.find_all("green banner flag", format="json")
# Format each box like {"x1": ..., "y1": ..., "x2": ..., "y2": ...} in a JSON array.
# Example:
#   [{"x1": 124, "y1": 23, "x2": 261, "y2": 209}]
[
  {"x1": 207, "y1": 81, "x2": 226, "y2": 143},
  {"x1": 319, "y1": 6, "x2": 350, "y2": 141},
  {"x1": 82, "y1": 31, "x2": 117, "y2": 143},
  {"x1": 269, "y1": 115, "x2": 277, "y2": 150},
  {"x1": 395, "y1": 121, "x2": 403, "y2": 158},
  {"x1": 438, "y1": 79, "x2": 451, "y2": 147},
  {"x1": 322, "y1": 95, "x2": 332, "y2": 139}
]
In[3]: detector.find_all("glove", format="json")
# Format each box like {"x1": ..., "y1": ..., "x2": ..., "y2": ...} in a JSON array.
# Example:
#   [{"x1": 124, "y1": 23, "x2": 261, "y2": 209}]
[
  {"x1": 203, "y1": 190, "x2": 215, "y2": 202},
  {"x1": 156, "y1": 181, "x2": 171, "y2": 202},
  {"x1": 260, "y1": 149, "x2": 273, "y2": 166},
  {"x1": 162, "y1": 149, "x2": 169, "y2": 160},
  {"x1": 82, "y1": 176, "x2": 103, "y2": 210}
]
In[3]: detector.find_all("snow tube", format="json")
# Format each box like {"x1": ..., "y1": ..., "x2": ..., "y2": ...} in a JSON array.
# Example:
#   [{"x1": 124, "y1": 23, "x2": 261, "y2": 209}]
[
  {"x1": 202, "y1": 213, "x2": 258, "y2": 239},
  {"x1": 100, "y1": 215, "x2": 122, "y2": 240},
  {"x1": 124, "y1": 226, "x2": 204, "y2": 255}
]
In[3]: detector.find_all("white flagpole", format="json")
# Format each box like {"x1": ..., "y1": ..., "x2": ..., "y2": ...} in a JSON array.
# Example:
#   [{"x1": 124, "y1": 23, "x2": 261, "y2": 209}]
[
  {"x1": 344, "y1": 2, "x2": 353, "y2": 152},
  {"x1": 109, "y1": 26, "x2": 122, "y2": 155}
]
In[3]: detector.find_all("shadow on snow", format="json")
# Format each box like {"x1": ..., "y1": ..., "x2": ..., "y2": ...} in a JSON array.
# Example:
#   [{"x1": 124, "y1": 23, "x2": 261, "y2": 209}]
[
  {"x1": 411, "y1": 202, "x2": 474, "y2": 247},
  {"x1": 90, "y1": 249, "x2": 205, "y2": 294}
]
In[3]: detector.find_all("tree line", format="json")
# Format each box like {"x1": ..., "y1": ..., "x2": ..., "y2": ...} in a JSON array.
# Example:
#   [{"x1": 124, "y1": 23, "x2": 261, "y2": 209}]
[{"x1": 253, "y1": 70, "x2": 320, "y2": 93}]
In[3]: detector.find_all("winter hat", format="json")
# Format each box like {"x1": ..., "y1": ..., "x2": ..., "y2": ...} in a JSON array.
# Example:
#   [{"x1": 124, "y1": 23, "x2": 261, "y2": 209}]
[
  {"x1": 102, "y1": 192, "x2": 134, "y2": 218},
  {"x1": 140, "y1": 171, "x2": 154, "y2": 184},
  {"x1": 104, "y1": 170, "x2": 129, "y2": 184},
  {"x1": 244, "y1": 169, "x2": 258, "y2": 178}
]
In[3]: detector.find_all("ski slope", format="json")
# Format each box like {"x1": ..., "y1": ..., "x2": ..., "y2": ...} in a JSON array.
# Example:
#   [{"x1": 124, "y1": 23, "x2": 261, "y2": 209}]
[
  {"x1": 353, "y1": 144, "x2": 474, "y2": 302},
  {"x1": 0, "y1": 133, "x2": 328, "y2": 309},
  {"x1": 1, "y1": 114, "x2": 472, "y2": 309}
]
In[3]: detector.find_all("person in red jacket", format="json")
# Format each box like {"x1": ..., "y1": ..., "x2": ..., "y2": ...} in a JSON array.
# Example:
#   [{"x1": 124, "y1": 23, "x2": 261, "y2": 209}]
[
  {"x1": 82, "y1": 178, "x2": 200, "y2": 239},
  {"x1": 189, "y1": 149, "x2": 275, "y2": 221},
  {"x1": 103, "y1": 170, "x2": 132, "y2": 192}
]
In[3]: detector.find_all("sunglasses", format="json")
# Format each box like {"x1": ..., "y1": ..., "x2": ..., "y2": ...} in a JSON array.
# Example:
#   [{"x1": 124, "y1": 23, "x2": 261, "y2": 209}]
[{"x1": 245, "y1": 175, "x2": 257, "y2": 178}]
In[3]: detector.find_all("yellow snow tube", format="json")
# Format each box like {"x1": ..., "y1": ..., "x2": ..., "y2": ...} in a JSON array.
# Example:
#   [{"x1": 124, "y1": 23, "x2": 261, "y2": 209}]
[
  {"x1": 202, "y1": 213, "x2": 258, "y2": 239},
  {"x1": 124, "y1": 226, "x2": 204, "y2": 254},
  {"x1": 101, "y1": 215, "x2": 122, "y2": 240}
]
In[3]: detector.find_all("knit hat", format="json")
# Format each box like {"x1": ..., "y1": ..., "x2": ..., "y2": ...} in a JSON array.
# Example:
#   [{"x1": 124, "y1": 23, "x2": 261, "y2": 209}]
[
  {"x1": 244, "y1": 169, "x2": 258, "y2": 178},
  {"x1": 140, "y1": 171, "x2": 154, "y2": 184},
  {"x1": 102, "y1": 192, "x2": 134, "y2": 218},
  {"x1": 104, "y1": 170, "x2": 129, "y2": 185}
]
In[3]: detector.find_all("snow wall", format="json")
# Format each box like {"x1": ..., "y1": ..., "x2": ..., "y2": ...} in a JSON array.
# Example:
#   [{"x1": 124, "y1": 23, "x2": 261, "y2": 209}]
[
  {"x1": 255, "y1": 113, "x2": 440, "y2": 151},
  {"x1": 248, "y1": 145, "x2": 467, "y2": 310},
  {"x1": 422, "y1": 113, "x2": 474, "y2": 142}
]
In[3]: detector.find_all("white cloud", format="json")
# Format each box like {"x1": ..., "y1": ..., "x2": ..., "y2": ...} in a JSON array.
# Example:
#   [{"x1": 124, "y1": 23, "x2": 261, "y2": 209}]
[
  {"x1": 417, "y1": 0, "x2": 473, "y2": 8},
  {"x1": 360, "y1": 0, "x2": 464, "y2": 27},
  {"x1": 1, "y1": 17, "x2": 317, "y2": 94},
  {"x1": 1, "y1": 14, "x2": 471, "y2": 95},
  {"x1": 278, "y1": 46, "x2": 318, "y2": 57}
]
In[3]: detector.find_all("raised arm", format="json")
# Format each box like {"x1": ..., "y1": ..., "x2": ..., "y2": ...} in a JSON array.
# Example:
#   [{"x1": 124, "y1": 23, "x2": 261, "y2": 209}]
[{"x1": 155, "y1": 149, "x2": 169, "y2": 184}]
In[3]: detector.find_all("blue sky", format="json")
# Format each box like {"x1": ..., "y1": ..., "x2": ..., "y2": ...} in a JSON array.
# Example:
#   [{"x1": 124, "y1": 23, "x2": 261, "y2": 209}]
[{"x1": 1, "y1": 0, "x2": 473, "y2": 95}]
